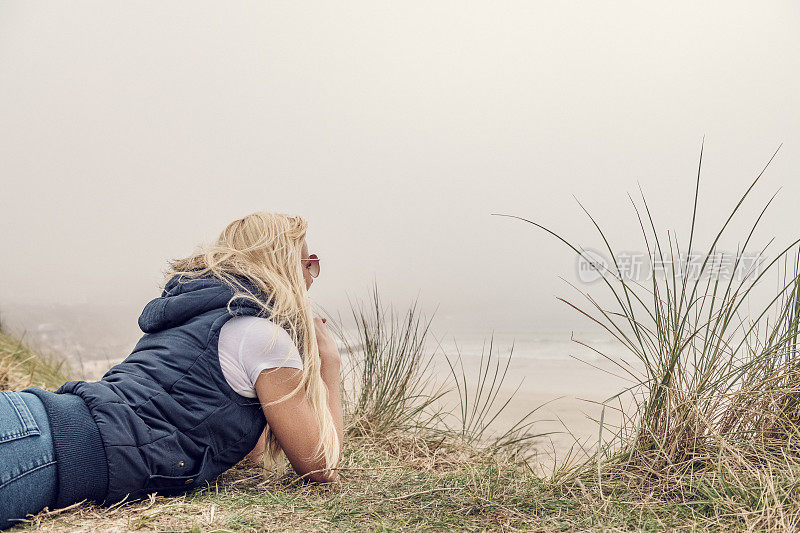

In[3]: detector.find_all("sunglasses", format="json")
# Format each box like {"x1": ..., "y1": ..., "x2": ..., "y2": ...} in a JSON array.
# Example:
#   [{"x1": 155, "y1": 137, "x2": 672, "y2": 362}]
[{"x1": 303, "y1": 253, "x2": 320, "y2": 278}]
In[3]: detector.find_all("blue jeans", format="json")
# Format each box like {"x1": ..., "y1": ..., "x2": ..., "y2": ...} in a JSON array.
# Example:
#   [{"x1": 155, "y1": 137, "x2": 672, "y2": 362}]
[{"x1": 0, "y1": 391, "x2": 58, "y2": 530}]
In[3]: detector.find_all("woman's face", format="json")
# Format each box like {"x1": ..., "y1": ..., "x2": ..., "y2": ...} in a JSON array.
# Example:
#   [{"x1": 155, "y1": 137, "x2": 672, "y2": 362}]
[{"x1": 301, "y1": 239, "x2": 313, "y2": 291}]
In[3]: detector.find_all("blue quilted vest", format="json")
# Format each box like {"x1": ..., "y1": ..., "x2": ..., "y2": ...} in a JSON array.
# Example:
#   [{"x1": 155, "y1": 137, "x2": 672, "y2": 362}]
[{"x1": 55, "y1": 273, "x2": 271, "y2": 503}]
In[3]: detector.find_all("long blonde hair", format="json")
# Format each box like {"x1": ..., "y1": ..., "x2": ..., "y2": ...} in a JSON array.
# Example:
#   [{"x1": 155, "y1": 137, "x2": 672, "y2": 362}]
[{"x1": 165, "y1": 212, "x2": 338, "y2": 473}]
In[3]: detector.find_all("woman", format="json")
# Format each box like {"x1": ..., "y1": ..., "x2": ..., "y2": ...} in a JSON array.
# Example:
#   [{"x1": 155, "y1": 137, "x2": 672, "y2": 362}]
[{"x1": 0, "y1": 212, "x2": 343, "y2": 529}]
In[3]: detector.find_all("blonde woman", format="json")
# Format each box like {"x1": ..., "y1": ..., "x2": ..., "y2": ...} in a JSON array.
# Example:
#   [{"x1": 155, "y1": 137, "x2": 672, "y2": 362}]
[{"x1": 0, "y1": 213, "x2": 343, "y2": 529}]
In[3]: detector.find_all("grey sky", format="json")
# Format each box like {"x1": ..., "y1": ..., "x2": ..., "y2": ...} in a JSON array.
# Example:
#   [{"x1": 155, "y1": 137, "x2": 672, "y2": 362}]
[{"x1": 1, "y1": 1, "x2": 798, "y2": 334}]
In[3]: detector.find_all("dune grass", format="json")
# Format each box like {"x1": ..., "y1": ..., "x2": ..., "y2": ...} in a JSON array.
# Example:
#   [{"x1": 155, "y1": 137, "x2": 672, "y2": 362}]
[{"x1": 494, "y1": 144, "x2": 800, "y2": 531}]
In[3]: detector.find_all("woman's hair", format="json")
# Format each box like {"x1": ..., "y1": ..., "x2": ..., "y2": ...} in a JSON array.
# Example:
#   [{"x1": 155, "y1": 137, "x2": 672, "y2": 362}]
[{"x1": 164, "y1": 211, "x2": 338, "y2": 473}]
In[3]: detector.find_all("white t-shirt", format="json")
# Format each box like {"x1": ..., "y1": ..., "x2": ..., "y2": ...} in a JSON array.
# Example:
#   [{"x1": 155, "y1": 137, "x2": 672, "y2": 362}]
[{"x1": 218, "y1": 315, "x2": 303, "y2": 398}]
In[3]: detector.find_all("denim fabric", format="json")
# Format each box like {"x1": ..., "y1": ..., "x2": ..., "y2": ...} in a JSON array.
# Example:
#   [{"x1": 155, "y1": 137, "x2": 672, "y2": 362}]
[{"x1": 0, "y1": 391, "x2": 58, "y2": 530}]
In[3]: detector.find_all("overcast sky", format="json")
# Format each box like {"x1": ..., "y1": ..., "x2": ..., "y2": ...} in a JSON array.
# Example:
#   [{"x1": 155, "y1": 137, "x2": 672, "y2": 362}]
[{"x1": 1, "y1": 1, "x2": 798, "y2": 334}]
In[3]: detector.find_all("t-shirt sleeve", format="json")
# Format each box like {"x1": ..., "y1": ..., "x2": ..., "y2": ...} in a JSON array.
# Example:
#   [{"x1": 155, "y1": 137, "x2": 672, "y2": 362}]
[{"x1": 236, "y1": 317, "x2": 304, "y2": 386}]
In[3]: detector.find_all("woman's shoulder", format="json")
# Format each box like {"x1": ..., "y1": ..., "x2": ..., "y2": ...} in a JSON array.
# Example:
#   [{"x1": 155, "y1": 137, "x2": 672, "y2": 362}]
[
  {"x1": 221, "y1": 315, "x2": 291, "y2": 345},
  {"x1": 219, "y1": 315, "x2": 303, "y2": 389},
  {"x1": 223, "y1": 314, "x2": 280, "y2": 330}
]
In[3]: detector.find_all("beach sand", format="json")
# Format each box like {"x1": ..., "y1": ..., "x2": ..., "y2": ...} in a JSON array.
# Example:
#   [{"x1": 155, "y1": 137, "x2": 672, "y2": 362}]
[{"x1": 422, "y1": 352, "x2": 638, "y2": 473}]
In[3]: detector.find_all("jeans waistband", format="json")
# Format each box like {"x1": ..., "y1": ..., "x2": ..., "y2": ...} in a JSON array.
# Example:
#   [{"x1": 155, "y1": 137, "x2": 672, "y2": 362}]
[{"x1": 21, "y1": 388, "x2": 109, "y2": 507}]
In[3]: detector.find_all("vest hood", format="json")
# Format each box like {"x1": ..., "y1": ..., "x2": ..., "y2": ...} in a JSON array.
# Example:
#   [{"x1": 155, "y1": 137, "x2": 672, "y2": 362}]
[{"x1": 138, "y1": 273, "x2": 270, "y2": 334}]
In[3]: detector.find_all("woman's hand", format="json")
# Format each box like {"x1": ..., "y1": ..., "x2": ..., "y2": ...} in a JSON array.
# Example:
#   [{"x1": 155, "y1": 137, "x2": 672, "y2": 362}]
[
  {"x1": 314, "y1": 317, "x2": 341, "y2": 372},
  {"x1": 313, "y1": 316, "x2": 344, "y2": 474}
]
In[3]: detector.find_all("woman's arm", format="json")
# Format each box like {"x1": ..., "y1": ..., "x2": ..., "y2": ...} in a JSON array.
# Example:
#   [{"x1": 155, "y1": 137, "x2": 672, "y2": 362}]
[
  {"x1": 245, "y1": 357, "x2": 341, "y2": 467},
  {"x1": 252, "y1": 317, "x2": 343, "y2": 482}
]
